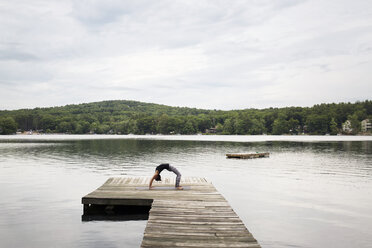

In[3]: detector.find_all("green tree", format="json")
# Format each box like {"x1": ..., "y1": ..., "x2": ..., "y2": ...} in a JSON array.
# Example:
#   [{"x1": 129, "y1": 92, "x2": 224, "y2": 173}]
[
  {"x1": 0, "y1": 117, "x2": 17, "y2": 134},
  {"x1": 166, "y1": 117, "x2": 183, "y2": 134},
  {"x1": 14, "y1": 112, "x2": 33, "y2": 131},
  {"x1": 222, "y1": 118, "x2": 234, "y2": 134},
  {"x1": 306, "y1": 114, "x2": 329, "y2": 134},
  {"x1": 264, "y1": 111, "x2": 278, "y2": 133},
  {"x1": 40, "y1": 115, "x2": 57, "y2": 131},
  {"x1": 157, "y1": 114, "x2": 170, "y2": 134},
  {"x1": 100, "y1": 124, "x2": 111, "y2": 134},
  {"x1": 195, "y1": 114, "x2": 212, "y2": 133},
  {"x1": 89, "y1": 122, "x2": 102, "y2": 134},
  {"x1": 75, "y1": 121, "x2": 90, "y2": 134},
  {"x1": 329, "y1": 118, "x2": 338, "y2": 135},
  {"x1": 248, "y1": 117, "x2": 266, "y2": 134},
  {"x1": 57, "y1": 121, "x2": 73, "y2": 133},
  {"x1": 182, "y1": 120, "x2": 195, "y2": 134},
  {"x1": 137, "y1": 117, "x2": 156, "y2": 134},
  {"x1": 233, "y1": 119, "x2": 245, "y2": 134},
  {"x1": 348, "y1": 113, "x2": 360, "y2": 134},
  {"x1": 287, "y1": 118, "x2": 300, "y2": 134},
  {"x1": 215, "y1": 123, "x2": 224, "y2": 133},
  {"x1": 0, "y1": 99, "x2": 371, "y2": 136},
  {"x1": 272, "y1": 118, "x2": 289, "y2": 134}
]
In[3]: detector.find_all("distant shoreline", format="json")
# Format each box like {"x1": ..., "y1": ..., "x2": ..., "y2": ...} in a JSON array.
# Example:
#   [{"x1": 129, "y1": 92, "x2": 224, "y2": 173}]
[
  {"x1": 1, "y1": 134, "x2": 372, "y2": 143},
  {"x1": 1, "y1": 100, "x2": 371, "y2": 136},
  {"x1": 11, "y1": 133, "x2": 372, "y2": 136}
]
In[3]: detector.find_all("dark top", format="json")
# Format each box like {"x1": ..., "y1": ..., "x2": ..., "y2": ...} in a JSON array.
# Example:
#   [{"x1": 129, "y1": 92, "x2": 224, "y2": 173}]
[{"x1": 156, "y1": 163, "x2": 170, "y2": 174}]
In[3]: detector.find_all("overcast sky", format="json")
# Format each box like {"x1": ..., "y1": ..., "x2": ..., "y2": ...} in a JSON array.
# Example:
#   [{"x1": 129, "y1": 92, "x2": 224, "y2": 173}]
[{"x1": 1, "y1": 0, "x2": 371, "y2": 110}]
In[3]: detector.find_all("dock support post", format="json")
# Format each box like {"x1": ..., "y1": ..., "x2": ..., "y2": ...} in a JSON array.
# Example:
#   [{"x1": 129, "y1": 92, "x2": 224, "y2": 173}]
[{"x1": 83, "y1": 204, "x2": 89, "y2": 214}]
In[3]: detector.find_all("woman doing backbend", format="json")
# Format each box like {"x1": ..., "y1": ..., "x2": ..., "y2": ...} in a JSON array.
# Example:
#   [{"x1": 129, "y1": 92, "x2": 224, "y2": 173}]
[{"x1": 149, "y1": 163, "x2": 183, "y2": 190}]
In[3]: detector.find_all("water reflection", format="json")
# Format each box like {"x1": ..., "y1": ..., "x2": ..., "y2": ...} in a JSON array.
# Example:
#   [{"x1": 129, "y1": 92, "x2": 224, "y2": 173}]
[
  {"x1": 0, "y1": 138, "x2": 371, "y2": 248},
  {"x1": 82, "y1": 205, "x2": 150, "y2": 222},
  {"x1": 1, "y1": 139, "x2": 371, "y2": 160}
]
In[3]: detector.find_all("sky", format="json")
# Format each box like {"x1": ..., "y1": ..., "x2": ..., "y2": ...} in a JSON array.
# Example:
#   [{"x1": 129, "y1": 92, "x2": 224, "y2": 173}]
[{"x1": 0, "y1": 0, "x2": 371, "y2": 110}]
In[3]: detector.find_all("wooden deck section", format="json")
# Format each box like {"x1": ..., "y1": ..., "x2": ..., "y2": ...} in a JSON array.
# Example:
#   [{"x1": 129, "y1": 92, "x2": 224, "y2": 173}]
[
  {"x1": 82, "y1": 177, "x2": 261, "y2": 248},
  {"x1": 226, "y1": 152, "x2": 270, "y2": 159}
]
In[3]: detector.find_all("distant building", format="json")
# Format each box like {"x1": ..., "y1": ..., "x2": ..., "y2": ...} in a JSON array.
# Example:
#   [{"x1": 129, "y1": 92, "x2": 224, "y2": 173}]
[
  {"x1": 205, "y1": 128, "x2": 217, "y2": 134},
  {"x1": 342, "y1": 120, "x2": 352, "y2": 133},
  {"x1": 361, "y1": 119, "x2": 371, "y2": 133}
]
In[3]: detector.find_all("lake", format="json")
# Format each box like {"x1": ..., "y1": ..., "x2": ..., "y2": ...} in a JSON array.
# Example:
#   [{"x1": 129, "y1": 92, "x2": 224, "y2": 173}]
[{"x1": 0, "y1": 135, "x2": 371, "y2": 248}]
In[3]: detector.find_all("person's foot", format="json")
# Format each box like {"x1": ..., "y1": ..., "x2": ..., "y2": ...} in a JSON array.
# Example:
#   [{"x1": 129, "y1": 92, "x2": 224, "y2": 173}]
[{"x1": 176, "y1": 186, "x2": 183, "y2": 190}]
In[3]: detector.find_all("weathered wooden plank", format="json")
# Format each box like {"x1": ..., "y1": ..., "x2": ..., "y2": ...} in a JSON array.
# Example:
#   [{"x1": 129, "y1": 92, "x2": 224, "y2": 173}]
[
  {"x1": 152, "y1": 199, "x2": 229, "y2": 204},
  {"x1": 106, "y1": 178, "x2": 114, "y2": 184},
  {"x1": 149, "y1": 210, "x2": 236, "y2": 216},
  {"x1": 143, "y1": 235, "x2": 256, "y2": 242},
  {"x1": 144, "y1": 229, "x2": 254, "y2": 236},
  {"x1": 141, "y1": 239, "x2": 261, "y2": 248},
  {"x1": 149, "y1": 215, "x2": 241, "y2": 221},
  {"x1": 146, "y1": 219, "x2": 244, "y2": 226},
  {"x1": 144, "y1": 225, "x2": 250, "y2": 233}
]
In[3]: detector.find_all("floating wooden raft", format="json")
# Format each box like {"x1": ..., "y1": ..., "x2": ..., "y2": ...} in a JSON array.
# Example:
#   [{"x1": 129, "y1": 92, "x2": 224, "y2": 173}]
[
  {"x1": 226, "y1": 152, "x2": 270, "y2": 159},
  {"x1": 82, "y1": 177, "x2": 261, "y2": 248}
]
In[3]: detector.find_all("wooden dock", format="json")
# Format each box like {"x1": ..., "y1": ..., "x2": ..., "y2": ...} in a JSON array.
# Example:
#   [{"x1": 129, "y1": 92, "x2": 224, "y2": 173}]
[
  {"x1": 226, "y1": 153, "x2": 270, "y2": 159},
  {"x1": 82, "y1": 177, "x2": 261, "y2": 248}
]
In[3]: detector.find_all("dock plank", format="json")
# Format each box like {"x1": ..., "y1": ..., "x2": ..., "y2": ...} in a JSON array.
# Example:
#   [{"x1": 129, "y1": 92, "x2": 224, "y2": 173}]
[{"x1": 82, "y1": 177, "x2": 261, "y2": 248}]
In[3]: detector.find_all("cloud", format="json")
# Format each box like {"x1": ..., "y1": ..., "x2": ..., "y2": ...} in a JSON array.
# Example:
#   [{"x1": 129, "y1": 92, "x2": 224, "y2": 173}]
[
  {"x1": 0, "y1": 49, "x2": 39, "y2": 61},
  {"x1": 0, "y1": 0, "x2": 371, "y2": 110}
]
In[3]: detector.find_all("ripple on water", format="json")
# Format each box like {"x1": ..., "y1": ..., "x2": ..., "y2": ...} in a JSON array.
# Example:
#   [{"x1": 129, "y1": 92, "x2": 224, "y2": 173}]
[{"x1": 0, "y1": 138, "x2": 371, "y2": 248}]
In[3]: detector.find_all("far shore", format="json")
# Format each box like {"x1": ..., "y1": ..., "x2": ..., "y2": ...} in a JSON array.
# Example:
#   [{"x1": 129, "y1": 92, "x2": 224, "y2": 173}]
[
  {"x1": 1, "y1": 133, "x2": 372, "y2": 143},
  {"x1": 12, "y1": 132, "x2": 372, "y2": 136}
]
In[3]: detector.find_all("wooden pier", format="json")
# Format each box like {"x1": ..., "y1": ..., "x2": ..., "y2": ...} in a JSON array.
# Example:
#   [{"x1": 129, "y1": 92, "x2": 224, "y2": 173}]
[
  {"x1": 226, "y1": 153, "x2": 270, "y2": 159},
  {"x1": 82, "y1": 177, "x2": 261, "y2": 248}
]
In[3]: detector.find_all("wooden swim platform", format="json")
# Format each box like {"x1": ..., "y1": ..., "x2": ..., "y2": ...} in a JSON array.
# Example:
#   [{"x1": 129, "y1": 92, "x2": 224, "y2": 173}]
[
  {"x1": 226, "y1": 152, "x2": 270, "y2": 159},
  {"x1": 82, "y1": 177, "x2": 261, "y2": 248}
]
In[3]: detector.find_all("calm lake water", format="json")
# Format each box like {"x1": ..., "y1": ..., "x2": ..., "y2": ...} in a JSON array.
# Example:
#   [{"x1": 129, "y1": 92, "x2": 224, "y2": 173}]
[{"x1": 0, "y1": 135, "x2": 371, "y2": 248}]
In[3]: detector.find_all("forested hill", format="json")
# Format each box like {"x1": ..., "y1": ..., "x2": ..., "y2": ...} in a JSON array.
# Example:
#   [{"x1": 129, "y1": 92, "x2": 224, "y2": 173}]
[{"x1": 0, "y1": 100, "x2": 371, "y2": 135}]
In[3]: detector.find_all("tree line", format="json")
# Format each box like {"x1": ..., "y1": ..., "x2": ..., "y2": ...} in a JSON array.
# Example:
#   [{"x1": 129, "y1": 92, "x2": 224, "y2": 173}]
[{"x1": 0, "y1": 100, "x2": 371, "y2": 135}]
